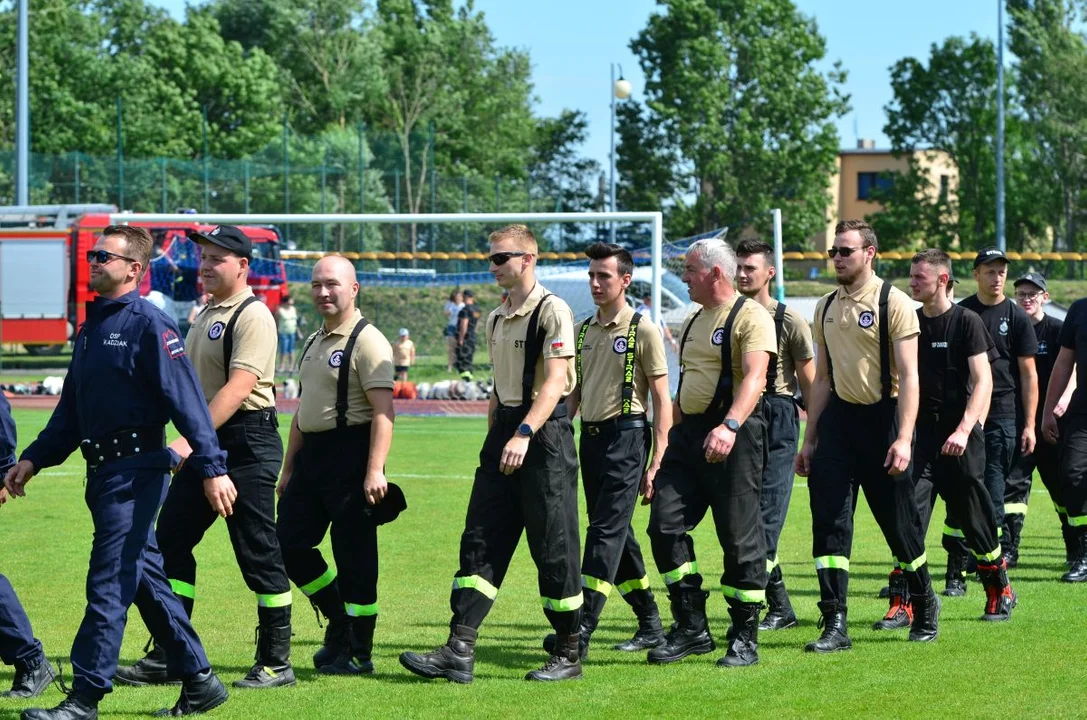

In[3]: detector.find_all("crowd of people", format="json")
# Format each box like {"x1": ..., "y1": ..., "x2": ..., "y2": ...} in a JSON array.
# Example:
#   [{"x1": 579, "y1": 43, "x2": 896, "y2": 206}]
[{"x1": 1, "y1": 220, "x2": 1085, "y2": 718}]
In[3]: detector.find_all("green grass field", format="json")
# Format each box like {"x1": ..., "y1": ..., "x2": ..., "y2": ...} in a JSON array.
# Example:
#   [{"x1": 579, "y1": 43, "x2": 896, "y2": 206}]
[{"x1": 0, "y1": 410, "x2": 1084, "y2": 719}]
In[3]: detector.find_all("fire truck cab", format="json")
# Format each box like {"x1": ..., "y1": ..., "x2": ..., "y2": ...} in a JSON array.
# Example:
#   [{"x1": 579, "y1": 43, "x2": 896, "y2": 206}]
[{"x1": 0, "y1": 205, "x2": 288, "y2": 354}]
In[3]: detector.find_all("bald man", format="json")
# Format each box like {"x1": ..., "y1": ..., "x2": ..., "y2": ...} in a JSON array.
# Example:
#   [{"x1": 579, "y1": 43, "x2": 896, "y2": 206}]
[{"x1": 276, "y1": 255, "x2": 398, "y2": 677}]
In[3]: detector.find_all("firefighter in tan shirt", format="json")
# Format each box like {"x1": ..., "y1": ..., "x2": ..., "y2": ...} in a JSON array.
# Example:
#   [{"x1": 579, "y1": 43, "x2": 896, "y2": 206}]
[
  {"x1": 646, "y1": 238, "x2": 775, "y2": 669},
  {"x1": 276, "y1": 255, "x2": 399, "y2": 678},
  {"x1": 115, "y1": 225, "x2": 296, "y2": 690},
  {"x1": 400, "y1": 224, "x2": 583, "y2": 683},
  {"x1": 540, "y1": 242, "x2": 672, "y2": 661}
]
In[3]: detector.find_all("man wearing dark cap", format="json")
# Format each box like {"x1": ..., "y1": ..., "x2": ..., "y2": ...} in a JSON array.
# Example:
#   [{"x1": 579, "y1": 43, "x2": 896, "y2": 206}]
[
  {"x1": 1007, "y1": 273, "x2": 1077, "y2": 565},
  {"x1": 455, "y1": 289, "x2": 482, "y2": 377},
  {"x1": 952, "y1": 248, "x2": 1038, "y2": 594},
  {"x1": 117, "y1": 225, "x2": 298, "y2": 690}
]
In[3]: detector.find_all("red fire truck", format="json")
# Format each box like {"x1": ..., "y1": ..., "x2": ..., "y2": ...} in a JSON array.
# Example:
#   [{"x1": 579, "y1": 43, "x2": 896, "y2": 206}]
[{"x1": 0, "y1": 205, "x2": 289, "y2": 354}]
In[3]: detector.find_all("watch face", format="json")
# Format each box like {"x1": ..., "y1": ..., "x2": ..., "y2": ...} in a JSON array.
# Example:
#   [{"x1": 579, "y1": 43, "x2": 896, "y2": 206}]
[{"x1": 518, "y1": 423, "x2": 533, "y2": 437}]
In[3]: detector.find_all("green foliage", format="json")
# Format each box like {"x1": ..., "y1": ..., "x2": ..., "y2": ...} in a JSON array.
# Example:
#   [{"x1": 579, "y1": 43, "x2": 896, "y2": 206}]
[{"x1": 625, "y1": 0, "x2": 849, "y2": 247}]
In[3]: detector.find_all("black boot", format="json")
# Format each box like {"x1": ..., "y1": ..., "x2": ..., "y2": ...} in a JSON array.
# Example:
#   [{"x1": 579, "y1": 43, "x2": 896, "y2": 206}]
[
  {"x1": 399, "y1": 624, "x2": 476, "y2": 684},
  {"x1": 1062, "y1": 530, "x2": 1087, "y2": 583},
  {"x1": 804, "y1": 602, "x2": 851, "y2": 653},
  {"x1": 21, "y1": 693, "x2": 98, "y2": 720},
  {"x1": 234, "y1": 626, "x2": 296, "y2": 688},
  {"x1": 1003, "y1": 515, "x2": 1024, "y2": 568},
  {"x1": 759, "y1": 567, "x2": 798, "y2": 631},
  {"x1": 943, "y1": 552, "x2": 968, "y2": 597},
  {"x1": 716, "y1": 603, "x2": 760, "y2": 667},
  {"x1": 525, "y1": 632, "x2": 583, "y2": 682},
  {"x1": 542, "y1": 612, "x2": 596, "y2": 661},
  {"x1": 646, "y1": 590, "x2": 715, "y2": 664},
  {"x1": 153, "y1": 670, "x2": 228, "y2": 716},
  {"x1": 978, "y1": 560, "x2": 1017, "y2": 621},
  {"x1": 3, "y1": 655, "x2": 57, "y2": 698},
  {"x1": 613, "y1": 602, "x2": 665, "y2": 651},
  {"x1": 908, "y1": 588, "x2": 940, "y2": 642},
  {"x1": 872, "y1": 569, "x2": 912, "y2": 630},
  {"x1": 114, "y1": 642, "x2": 182, "y2": 686},
  {"x1": 319, "y1": 616, "x2": 376, "y2": 675},
  {"x1": 1062, "y1": 521, "x2": 1077, "y2": 567},
  {"x1": 312, "y1": 617, "x2": 349, "y2": 669}
]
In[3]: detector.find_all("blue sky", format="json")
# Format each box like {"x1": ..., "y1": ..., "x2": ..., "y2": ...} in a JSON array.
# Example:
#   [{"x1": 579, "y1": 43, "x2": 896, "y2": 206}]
[{"x1": 149, "y1": 0, "x2": 1001, "y2": 167}]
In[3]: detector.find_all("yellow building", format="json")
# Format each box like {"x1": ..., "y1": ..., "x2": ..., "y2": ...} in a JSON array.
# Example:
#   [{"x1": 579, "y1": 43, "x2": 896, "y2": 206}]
[{"x1": 811, "y1": 140, "x2": 958, "y2": 251}]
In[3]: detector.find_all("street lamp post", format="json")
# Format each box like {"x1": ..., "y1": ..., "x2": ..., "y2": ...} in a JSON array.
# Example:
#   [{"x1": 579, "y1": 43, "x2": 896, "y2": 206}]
[{"x1": 610, "y1": 63, "x2": 632, "y2": 244}]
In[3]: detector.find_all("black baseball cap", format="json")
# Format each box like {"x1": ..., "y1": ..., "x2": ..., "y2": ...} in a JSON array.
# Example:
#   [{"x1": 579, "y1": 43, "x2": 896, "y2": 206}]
[
  {"x1": 362, "y1": 482, "x2": 407, "y2": 526},
  {"x1": 1014, "y1": 272, "x2": 1048, "y2": 293},
  {"x1": 973, "y1": 247, "x2": 1008, "y2": 268},
  {"x1": 188, "y1": 225, "x2": 252, "y2": 259},
  {"x1": 462, "y1": 289, "x2": 475, "y2": 298}
]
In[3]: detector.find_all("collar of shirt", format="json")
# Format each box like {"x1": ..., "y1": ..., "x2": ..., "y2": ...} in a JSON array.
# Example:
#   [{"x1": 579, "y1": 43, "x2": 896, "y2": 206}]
[
  {"x1": 499, "y1": 282, "x2": 547, "y2": 319},
  {"x1": 841, "y1": 274, "x2": 880, "y2": 303},
  {"x1": 590, "y1": 303, "x2": 634, "y2": 328},
  {"x1": 88, "y1": 288, "x2": 140, "y2": 319},
  {"x1": 208, "y1": 287, "x2": 255, "y2": 310},
  {"x1": 320, "y1": 308, "x2": 364, "y2": 337}
]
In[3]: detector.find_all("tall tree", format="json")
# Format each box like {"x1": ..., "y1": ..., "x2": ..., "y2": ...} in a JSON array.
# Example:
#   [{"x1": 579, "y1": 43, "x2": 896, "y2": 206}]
[
  {"x1": 615, "y1": 101, "x2": 679, "y2": 217},
  {"x1": 530, "y1": 109, "x2": 601, "y2": 249},
  {"x1": 1008, "y1": 0, "x2": 1087, "y2": 250},
  {"x1": 629, "y1": 0, "x2": 848, "y2": 246}
]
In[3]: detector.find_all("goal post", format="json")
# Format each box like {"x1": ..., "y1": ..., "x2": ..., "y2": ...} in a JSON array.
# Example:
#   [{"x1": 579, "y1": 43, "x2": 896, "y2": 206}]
[{"x1": 111, "y1": 211, "x2": 667, "y2": 326}]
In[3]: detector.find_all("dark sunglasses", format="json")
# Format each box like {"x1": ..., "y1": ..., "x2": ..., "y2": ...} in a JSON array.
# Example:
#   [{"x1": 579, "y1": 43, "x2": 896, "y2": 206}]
[
  {"x1": 827, "y1": 246, "x2": 866, "y2": 259},
  {"x1": 488, "y1": 251, "x2": 528, "y2": 266},
  {"x1": 86, "y1": 249, "x2": 136, "y2": 265}
]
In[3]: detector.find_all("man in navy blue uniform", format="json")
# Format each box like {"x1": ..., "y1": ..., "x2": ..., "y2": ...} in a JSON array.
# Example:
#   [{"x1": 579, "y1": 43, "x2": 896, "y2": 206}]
[
  {"x1": 4, "y1": 225, "x2": 235, "y2": 720},
  {"x1": 0, "y1": 392, "x2": 58, "y2": 700}
]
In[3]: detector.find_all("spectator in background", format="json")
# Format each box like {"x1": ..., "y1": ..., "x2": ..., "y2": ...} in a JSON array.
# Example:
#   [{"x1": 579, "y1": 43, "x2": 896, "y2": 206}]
[
  {"x1": 635, "y1": 294, "x2": 679, "y2": 353},
  {"x1": 444, "y1": 290, "x2": 465, "y2": 373},
  {"x1": 181, "y1": 292, "x2": 209, "y2": 337},
  {"x1": 455, "y1": 290, "x2": 482, "y2": 378},
  {"x1": 394, "y1": 328, "x2": 416, "y2": 382},
  {"x1": 276, "y1": 296, "x2": 300, "y2": 373}
]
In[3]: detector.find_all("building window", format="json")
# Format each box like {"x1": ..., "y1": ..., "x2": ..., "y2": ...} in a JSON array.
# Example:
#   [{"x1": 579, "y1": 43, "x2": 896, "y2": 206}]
[{"x1": 857, "y1": 172, "x2": 893, "y2": 200}]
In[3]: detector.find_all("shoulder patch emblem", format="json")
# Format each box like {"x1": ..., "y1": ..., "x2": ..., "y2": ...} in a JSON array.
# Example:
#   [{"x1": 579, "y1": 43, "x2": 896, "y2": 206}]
[
  {"x1": 858, "y1": 311, "x2": 875, "y2": 329},
  {"x1": 329, "y1": 349, "x2": 344, "y2": 368},
  {"x1": 162, "y1": 330, "x2": 185, "y2": 359},
  {"x1": 613, "y1": 336, "x2": 628, "y2": 354},
  {"x1": 711, "y1": 327, "x2": 725, "y2": 346},
  {"x1": 208, "y1": 321, "x2": 225, "y2": 340}
]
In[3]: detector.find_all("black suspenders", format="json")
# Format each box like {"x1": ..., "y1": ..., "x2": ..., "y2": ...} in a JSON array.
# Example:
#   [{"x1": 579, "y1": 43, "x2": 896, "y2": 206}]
[
  {"x1": 765, "y1": 302, "x2": 786, "y2": 394},
  {"x1": 491, "y1": 294, "x2": 553, "y2": 408},
  {"x1": 223, "y1": 295, "x2": 261, "y2": 385},
  {"x1": 821, "y1": 281, "x2": 893, "y2": 401},
  {"x1": 575, "y1": 312, "x2": 642, "y2": 417},
  {"x1": 296, "y1": 317, "x2": 371, "y2": 429},
  {"x1": 676, "y1": 297, "x2": 748, "y2": 416}
]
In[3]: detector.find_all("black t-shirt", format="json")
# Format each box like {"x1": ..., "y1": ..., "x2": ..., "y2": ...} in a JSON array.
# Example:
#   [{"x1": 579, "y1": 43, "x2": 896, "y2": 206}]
[
  {"x1": 917, "y1": 305, "x2": 994, "y2": 415},
  {"x1": 458, "y1": 303, "x2": 482, "y2": 341},
  {"x1": 959, "y1": 295, "x2": 1038, "y2": 419},
  {"x1": 1059, "y1": 299, "x2": 1087, "y2": 416},
  {"x1": 1031, "y1": 313, "x2": 1064, "y2": 423}
]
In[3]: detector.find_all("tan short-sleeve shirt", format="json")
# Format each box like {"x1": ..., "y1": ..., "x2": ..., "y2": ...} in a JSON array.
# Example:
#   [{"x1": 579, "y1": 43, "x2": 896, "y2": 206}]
[
  {"x1": 486, "y1": 283, "x2": 577, "y2": 406},
  {"x1": 185, "y1": 287, "x2": 277, "y2": 410},
  {"x1": 393, "y1": 339, "x2": 414, "y2": 367},
  {"x1": 813, "y1": 276, "x2": 919, "y2": 405},
  {"x1": 297, "y1": 309, "x2": 395, "y2": 432},
  {"x1": 678, "y1": 296, "x2": 776, "y2": 415},
  {"x1": 760, "y1": 299, "x2": 815, "y2": 397},
  {"x1": 577, "y1": 304, "x2": 668, "y2": 422}
]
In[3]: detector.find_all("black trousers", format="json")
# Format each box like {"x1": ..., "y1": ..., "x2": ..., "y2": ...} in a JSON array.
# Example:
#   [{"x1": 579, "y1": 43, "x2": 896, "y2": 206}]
[
  {"x1": 912, "y1": 416, "x2": 1002, "y2": 563},
  {"x1": 451, "y1": 406, "x2": 582, "y2": 634},
  {"x1": 809, "y1": 395, "x2": 929, "y2": 604},
  {"x1": 454, "y1": 338, "x2": 477, "y2": 374},
  {"x1": 150, "y1": 410, "x2": 291, "y2": 626},
  {"x1": 579, "y1": 419, "x2": 653, "y2": 611},
  {"x1": 1005, "y1": 418, "x2": 1065, "y2": 530},
  {"x1": 277, "y1": 424, "x2": 380, "y2": 616},
  {"x1": 1060, "y1": 413, "x2": 1087, "y2": 528},
  {"x1": 761, "y1": 395, "x2": 800, "y2": 569},
  {"x1": 648, "y1": 406, "x2": 768, "y2": 604}
]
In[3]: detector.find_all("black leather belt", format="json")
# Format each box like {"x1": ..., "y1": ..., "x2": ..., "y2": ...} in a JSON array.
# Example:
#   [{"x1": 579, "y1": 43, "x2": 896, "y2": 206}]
[
  {"x1": 222, "y1": 408, "x2": 277, "y2": 426},
  {"x1": 496, "y1": 399, "x2": 569, "y2": 422},
  {"x1": 80, "y1": 427, "x2": 165, "y2": 467},
  {"x1": 581, "y1": 413, "x2": 648, "y2": 437}
]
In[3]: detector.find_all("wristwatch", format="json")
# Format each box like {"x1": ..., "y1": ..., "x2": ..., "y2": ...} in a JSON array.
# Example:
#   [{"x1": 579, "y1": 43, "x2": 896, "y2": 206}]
[
  {"x1": 721, "y1": 418, "x2": 740, "y2": 433},
  {"x1": 517, "y1": 423, "x2": 534, "y2": 438}
]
